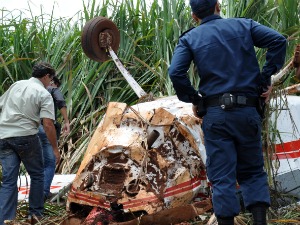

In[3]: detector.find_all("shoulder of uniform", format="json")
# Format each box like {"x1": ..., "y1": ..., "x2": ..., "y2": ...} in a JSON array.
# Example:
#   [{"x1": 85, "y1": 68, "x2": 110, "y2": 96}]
[
  {"x1": 179, "y1": 27, "x2": 195, "y2": 38},
  {"x1": 229, "y1": 17, "x2": 246, "y2": 20}
]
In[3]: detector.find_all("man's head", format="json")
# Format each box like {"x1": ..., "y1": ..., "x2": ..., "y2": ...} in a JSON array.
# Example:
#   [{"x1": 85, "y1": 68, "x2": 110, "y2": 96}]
[
  {"x1": 32, "y1": 62, "x2": 56, "y2": 87},
  {"x1": 50, "y1": 76, "x2": 61, "y2": 88},
  {"x1": 190, "y1": 0, "x2": 218, "y2": 20}
]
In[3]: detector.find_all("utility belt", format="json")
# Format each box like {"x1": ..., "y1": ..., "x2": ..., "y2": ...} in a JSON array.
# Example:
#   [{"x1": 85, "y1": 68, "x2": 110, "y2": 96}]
[
  {"x1": 195, "y1": 93, "x2": 260, "y2": 117},
  {"x1": 205, "y1": 93, "x2": 258, "y2": 110}
]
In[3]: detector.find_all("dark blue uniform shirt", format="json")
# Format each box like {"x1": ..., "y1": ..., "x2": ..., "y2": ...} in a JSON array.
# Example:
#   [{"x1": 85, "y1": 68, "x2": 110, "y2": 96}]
[{"x1": 168, "y1": 15, "x2": 286, "y2": 102}]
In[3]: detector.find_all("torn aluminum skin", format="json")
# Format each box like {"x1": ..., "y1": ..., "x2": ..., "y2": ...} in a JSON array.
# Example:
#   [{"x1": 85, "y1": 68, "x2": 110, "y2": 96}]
[{"x1": 67, "y1": 96, "x2": 208, "y2": 215}]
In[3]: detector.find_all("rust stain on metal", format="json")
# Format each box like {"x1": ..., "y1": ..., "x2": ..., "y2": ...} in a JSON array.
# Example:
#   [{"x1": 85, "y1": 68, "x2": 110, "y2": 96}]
[
  {"x1": 99, "y1": 32, "x2": 112, "y2": 48},
  {"x1": 109, "y1": 199, "x2": 212, "y2": 225},
  {"x1": 293, "y1": 45, "x2": 300, "y2": 79},
  {"x1": 293, "y1": 44, "x2": 300, "y2": 68},
  {"x1": 67, "y1": 96, "x2": 209, "y2": 222},
  {"x1": 150, "y1": 107, "x2": 175, "y2": 125}
]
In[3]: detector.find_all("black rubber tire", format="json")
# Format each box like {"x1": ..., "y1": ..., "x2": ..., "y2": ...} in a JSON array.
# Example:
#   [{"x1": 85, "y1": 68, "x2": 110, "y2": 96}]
[{"x1": 81, "y1": 16, "x2": 120, "y2": 62}]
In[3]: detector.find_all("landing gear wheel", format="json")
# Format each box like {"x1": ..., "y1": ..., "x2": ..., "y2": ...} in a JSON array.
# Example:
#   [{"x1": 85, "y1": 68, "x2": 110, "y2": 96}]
[{"x1": 81, "y1": 16, "x2": 120, "y2": 62}]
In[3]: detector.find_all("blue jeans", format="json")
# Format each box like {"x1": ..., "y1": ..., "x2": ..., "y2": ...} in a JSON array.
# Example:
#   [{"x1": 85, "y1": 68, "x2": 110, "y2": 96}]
[
  {"x1": 0, "y1": 135, "x2": 44, "y2": 225},
  {"x1": 38, "y1": 125, "x2": 56, "y2": 198},
  {"x1": 202, "y1": 106, "x2": 270, "y2": 218}
]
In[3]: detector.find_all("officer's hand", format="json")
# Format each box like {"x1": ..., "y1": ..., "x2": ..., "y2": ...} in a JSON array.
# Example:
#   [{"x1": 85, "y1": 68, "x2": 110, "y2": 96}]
[
  {"x1": 192, "y1": 105, "x2": 202, "y2": 118},
  {"x1": 260, "y1": 85, "x2": 272, "y2": 103}
]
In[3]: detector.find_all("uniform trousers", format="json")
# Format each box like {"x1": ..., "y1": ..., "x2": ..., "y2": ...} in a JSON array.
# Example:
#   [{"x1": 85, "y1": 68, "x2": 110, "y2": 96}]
[{"x1": 202, "y1": 106, "x2": 270, "y2": 217}]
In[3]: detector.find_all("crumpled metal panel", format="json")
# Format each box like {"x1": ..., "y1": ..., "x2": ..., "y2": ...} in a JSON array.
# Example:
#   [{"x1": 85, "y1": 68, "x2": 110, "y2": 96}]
[{"x1": 67, "y1": 96, "x2": 208, "y2": 214}]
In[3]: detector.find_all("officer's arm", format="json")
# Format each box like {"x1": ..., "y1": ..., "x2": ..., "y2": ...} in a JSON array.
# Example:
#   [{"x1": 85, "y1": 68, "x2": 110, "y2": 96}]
[
  {"x1": 168, "y1": 38, "x2": 197, "y2": 103},
  {"x1": 250, "y1": 20, "x2": 287, "y2": 87}
]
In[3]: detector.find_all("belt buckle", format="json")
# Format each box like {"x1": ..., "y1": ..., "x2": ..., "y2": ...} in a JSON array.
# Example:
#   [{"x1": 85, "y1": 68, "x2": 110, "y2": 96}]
[{"x1": 237, "y1": 96, "x2": 247, "y2": 105}]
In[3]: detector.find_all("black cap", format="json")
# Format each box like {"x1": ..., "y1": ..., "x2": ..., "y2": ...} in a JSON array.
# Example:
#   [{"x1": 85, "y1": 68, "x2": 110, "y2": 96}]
[{"x1": 190, "y1": 0, "x2": 217, "y2": 14}]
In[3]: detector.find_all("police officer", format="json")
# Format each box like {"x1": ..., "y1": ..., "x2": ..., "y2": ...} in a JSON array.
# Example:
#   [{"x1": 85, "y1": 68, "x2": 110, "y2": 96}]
[{"x1": 168, "y1": 0, "x2": 286, "y2": 224}]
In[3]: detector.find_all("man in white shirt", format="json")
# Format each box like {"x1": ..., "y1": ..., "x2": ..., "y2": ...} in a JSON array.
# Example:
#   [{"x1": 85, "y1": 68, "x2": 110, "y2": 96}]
[{"x1": 0, "y1": 62, "x2": 61, "y2": 224}]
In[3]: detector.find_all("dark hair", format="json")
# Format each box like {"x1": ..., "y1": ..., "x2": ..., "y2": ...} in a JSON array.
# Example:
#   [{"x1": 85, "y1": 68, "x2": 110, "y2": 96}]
[
  {"x1": 32, "y1": 62, "x2": 56, "y2": 78},
  {"x1": 194, "y1": 6, "x2": 215, "y2": 19},
  {"x1": 52, "y1": 76, "x2": 61, "y2": 87}
]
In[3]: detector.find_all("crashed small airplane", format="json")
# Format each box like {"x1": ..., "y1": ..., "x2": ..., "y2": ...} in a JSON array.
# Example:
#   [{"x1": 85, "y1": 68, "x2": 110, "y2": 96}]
[{"x1": 64, "y1": 17, "x2": 300, "y2": 225}]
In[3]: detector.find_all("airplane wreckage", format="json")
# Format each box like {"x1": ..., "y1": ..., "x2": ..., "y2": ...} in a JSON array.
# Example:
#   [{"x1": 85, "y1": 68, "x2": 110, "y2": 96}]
[{"x1": 57, "y1": 17, "x2": 300, "y2": 225}]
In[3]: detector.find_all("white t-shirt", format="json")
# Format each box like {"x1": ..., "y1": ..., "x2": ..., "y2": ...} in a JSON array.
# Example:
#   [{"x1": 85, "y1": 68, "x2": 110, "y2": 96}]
[{"x1": 0, "y1": 77, "x2": 55, "y2": 138}]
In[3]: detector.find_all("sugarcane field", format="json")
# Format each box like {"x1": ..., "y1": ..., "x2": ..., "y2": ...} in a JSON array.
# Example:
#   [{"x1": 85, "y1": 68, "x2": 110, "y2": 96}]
[{"x1": 1, "y1": 0, "x2": 300, "y2": 224}]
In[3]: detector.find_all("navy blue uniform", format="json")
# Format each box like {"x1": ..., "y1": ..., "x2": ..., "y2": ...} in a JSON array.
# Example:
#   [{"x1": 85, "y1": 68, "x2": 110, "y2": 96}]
[
  {"x1": 169, "y1": 15, "x2": 286, "y2": 218},
  {"x1": 169, "y1": 15, "x2": 286, "y2": 101}
]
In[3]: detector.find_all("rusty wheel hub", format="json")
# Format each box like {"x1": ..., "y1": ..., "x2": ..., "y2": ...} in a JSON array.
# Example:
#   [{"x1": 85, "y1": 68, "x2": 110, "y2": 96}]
[{"x1": 81, "y1": 16, "x2": 120, "y2": 62}]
